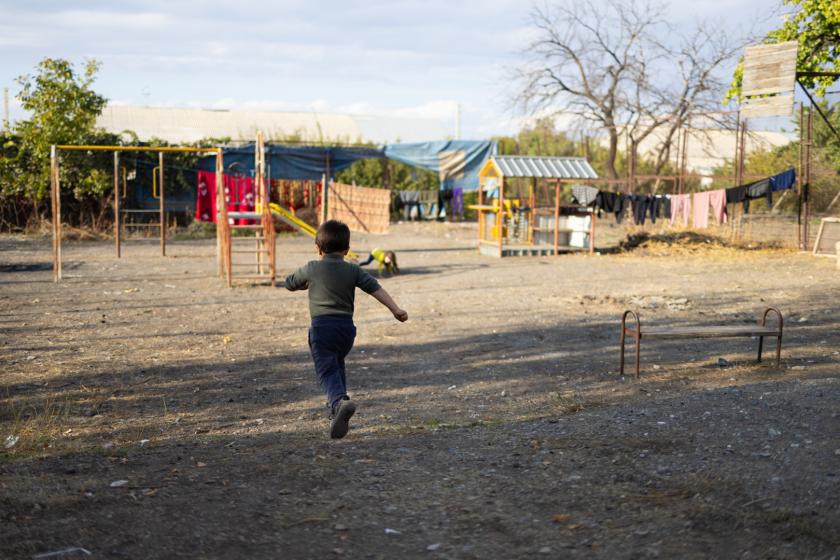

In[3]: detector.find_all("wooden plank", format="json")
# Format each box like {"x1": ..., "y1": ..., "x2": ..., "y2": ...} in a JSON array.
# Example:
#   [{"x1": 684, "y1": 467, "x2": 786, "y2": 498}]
[
  {"x1": 626, "y1": 325, "x2": 780, "y2": 340},
  {"x1": 742, "y1": 41, "x2": 798, "y2": 96},
  {"x1": 813, "y1": 217, "x2": 840, "y2": 256},
  {"x1": 742, "y1": 94, "x2": 794, "y2": 118}
]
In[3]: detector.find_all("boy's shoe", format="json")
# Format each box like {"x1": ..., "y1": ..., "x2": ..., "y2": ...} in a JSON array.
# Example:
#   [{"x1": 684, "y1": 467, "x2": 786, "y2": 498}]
[{"x1": 329, "y1": 399, "x2": 356, "y2": 439}]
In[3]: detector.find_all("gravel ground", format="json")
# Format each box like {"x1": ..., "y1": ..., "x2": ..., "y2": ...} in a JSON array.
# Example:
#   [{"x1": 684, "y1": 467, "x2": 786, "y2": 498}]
[{"x1": 1, "y1": 222, "x2": 839, "y2": 559}]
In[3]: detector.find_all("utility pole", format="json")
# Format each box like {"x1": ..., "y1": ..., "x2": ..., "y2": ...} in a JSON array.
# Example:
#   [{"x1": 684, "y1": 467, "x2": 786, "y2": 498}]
[{"x1": 455, "y1": 102, "x2": 461, "y2": 140}]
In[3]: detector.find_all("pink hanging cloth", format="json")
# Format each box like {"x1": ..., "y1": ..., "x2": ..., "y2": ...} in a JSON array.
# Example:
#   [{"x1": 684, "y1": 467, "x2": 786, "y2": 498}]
[
  {"x1": 708, "y1": 189, "x2": 727, "y2": 225},
  {"x1": 692, "y1": 191, "x2": 711, "y2": 229},
  {"x1": 670, "y1": 194, "x2": 691, "y2": 226}
]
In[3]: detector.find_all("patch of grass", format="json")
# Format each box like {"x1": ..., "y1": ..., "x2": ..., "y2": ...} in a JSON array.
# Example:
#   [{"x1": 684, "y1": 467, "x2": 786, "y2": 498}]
[
  {"x1": 1, "y1": 396, "x2": 72, "y2": 458},
  {"x1": 173, "y1": 220, "x2": 216, "y2": 240}
]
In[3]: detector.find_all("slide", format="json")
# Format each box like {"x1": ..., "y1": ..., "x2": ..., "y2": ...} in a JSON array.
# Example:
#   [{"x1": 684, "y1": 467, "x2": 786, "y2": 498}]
[
  {"x1": 265, "y1": 202, "x2": 358, "y2": 259},
  {"x1": 267, "y1": 202, "x2": 317, "y2": 238}
]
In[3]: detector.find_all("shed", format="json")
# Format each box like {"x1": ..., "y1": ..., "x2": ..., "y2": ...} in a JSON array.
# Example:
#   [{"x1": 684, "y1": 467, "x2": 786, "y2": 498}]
[{"x1": 475, "y1": 156, "x2": 599, "y2": 257}]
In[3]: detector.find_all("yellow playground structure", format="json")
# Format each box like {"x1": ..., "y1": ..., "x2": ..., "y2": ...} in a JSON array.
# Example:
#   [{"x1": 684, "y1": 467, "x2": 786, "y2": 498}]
[{"x1": 473, "y1": 155, "x2": 600, "y2": 257}]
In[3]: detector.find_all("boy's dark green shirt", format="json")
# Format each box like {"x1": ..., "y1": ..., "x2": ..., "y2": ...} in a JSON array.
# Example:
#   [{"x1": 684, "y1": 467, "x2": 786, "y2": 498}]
[{"x1": 284, "y1": 253, "x2": 381, "y2": 318}]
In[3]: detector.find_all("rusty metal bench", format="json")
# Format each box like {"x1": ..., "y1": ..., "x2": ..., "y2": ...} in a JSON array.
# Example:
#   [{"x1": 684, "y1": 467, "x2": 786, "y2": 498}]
[{"x1": 619, "y1": 307, "x2": 783, "y2": 379}]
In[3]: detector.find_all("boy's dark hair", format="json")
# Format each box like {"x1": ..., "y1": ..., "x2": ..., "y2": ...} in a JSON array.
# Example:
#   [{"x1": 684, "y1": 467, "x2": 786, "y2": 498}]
[{"x1": 315, "y1": 220, "x2": 351, "y2": 253}]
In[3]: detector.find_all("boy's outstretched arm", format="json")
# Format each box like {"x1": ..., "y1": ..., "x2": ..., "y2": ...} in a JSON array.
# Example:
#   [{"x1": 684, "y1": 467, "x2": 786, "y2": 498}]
[
  {"x1": 370, "y1": 288, "x2": 408, "y2": 322},
  {"x1": 284, "y1": 265, "x2": 310, "y2": 291}
]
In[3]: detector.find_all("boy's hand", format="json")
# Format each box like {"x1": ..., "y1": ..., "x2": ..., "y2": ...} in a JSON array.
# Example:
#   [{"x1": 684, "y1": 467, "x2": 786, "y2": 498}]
[{"x1": 393, "y1": 308, "x2": 408, "y2": 322}]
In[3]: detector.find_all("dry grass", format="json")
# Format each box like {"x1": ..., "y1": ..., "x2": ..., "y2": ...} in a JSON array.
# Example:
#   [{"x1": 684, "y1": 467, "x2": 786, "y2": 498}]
[
  {"x1": 616, "y1": 230, "x2": 792, "y2": 257},
  {"x1": 1, "y1": 395, "x2": 72, "y2": 457}
]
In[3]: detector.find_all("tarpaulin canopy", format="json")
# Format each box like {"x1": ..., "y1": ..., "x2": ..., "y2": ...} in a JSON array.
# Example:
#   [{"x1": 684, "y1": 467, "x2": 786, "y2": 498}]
[
  {"x1": 384, "y1": 140, "x2": 496, "y2": 191},
  {"x1": 199, "y1": 144, "x2": 385, "y2": 180},
  {"x1": 200, "y1": 141, "x2": 496, "y2": 190}
]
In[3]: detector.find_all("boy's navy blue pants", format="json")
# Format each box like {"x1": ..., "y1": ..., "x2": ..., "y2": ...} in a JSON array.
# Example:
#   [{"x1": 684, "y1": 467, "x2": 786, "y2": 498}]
[{"x1": 308, "y1": 315, "x2": 356, "y2": 408}]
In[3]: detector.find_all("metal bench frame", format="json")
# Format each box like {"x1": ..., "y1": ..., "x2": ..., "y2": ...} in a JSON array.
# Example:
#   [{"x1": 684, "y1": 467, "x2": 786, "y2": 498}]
[{"x1": 619, "y1": 307, "x2": 783, "y2": 379}]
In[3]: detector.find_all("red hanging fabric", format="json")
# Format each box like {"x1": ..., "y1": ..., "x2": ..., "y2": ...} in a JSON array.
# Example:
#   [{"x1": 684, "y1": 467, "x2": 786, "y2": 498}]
[
  {"x1": 196, "y1": 172, "x2": 256, "y2": 224},
  {"x1": 195, "y1": 171, "x2": 217, "y2": 223}
]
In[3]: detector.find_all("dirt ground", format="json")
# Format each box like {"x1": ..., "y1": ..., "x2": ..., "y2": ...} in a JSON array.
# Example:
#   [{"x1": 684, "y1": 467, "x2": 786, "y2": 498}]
[{"x1": 1, "y1": 222, "x2": 839, "y2": 559}]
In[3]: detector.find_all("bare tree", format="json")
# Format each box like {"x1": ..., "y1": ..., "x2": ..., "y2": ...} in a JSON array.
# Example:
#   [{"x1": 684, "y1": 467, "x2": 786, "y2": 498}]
[{"x1": 516, "y1": 0, "x2": 743, "y2": 183}]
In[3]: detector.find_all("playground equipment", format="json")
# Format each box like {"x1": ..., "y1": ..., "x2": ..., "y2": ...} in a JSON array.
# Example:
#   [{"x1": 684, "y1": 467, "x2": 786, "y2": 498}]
[
  {"x1": 217, "y1": 131, "x2": 276, "y2": 287},
  {"x1": 50, "y1": 144, "x2": 222, "y2": 282},
  {"x1": 262, "y1": 201, "x2": 359, "y2": 260},
  {"x1": 474, "y1": 155, "x2": 599, "y2": 257}
]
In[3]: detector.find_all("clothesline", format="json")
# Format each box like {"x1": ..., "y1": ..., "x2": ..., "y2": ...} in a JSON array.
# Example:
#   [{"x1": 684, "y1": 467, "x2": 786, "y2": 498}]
[{"x1": 570, "y1": 168, "x2": 796, "y2": 229}]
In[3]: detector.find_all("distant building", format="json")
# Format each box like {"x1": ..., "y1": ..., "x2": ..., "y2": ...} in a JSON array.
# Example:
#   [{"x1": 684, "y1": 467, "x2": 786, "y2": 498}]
[
  {"x1": 627, "y1": 126, "x2": 795, "y2": 177},
  {"x1": 96, "y1": 105, "x2": 452, "y2": 145}
]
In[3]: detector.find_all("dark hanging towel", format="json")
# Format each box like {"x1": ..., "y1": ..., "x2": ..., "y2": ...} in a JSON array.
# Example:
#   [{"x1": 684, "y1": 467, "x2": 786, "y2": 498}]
[
  {"x1": 770, "y1": 168, "x2": 796, "y2": 192},
  {"x1": 616, "y1": 194, "x2": 631, "y2": 223},
  {"x1": 631, "y1": 194, "x2": 653, "y2": 225},
  {"x1": 726, "y1": 185, "x2": 748, "y2": 204},
  {"x1": 745, "y1": 178, "x2": 772, "y2": 210}
]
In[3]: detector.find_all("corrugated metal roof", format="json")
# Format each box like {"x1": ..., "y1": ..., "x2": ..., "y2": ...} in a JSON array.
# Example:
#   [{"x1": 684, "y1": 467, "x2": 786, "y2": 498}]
[{"x1": 493, "y1": 156, "x2": 598, "y2": 179}]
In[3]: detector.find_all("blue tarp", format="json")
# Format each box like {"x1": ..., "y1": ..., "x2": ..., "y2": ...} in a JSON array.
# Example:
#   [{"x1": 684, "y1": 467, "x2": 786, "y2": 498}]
[
  {"x1": 384, "y1": 140, "x2": 496, "y2": 191},
  {"x1": 199, "y1": 144, "x2": 385, "y2": 180},
  {"x1": 200, "y1": 140, "x2": 495, "y2": 190}
]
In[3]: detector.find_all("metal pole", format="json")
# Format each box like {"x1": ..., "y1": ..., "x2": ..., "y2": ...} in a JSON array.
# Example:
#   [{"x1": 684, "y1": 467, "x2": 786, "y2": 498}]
[
  {"x1": 321, "y1": 153, "x2": 330, "y2": 224},
  {"x1": 740, "y1": 121, "x2": 749, "y2": 242},
  {"x1": 738, "y1": 122, "x2": 747, "y2": 187},
  {"x1": 733, "y1": 112, "x2": 741, "y2": 188},
  {"x1": 680, "y1": 128, "x2": 688, "y2": 195},
  {"x1": 51, "y1": 146, "x2": 59, "y2": 282},
  {"x1": 805, "y1": 107, "x2": 813, "y2": 248},
  {"x1": 114, "y1": 152, "x2": 121, "y2": 258},
  {"x1": 477, "y1": 176, "x2": 484, "y2": 253},
  {"x1": 216, "y1": 151, "x2": 224, "y2": 276},
  {"x1": 797, "y1": 103, "x2": 804, "y2": 249},
  {"x1": 159, "y1": 152, "x2": 165, "y2": 256},
  {"x1": 675, "y1": 130, "x2": 681, "y2": 194},
  {"x1": 529, "y1": 177, "x2": 535, "y2": 246},
  {"x1": 553, "y1": 182, "x2": 560, "y2": 256},
  {"x1": 498, "y1": 175, "x2": 505, "y2": 257}
]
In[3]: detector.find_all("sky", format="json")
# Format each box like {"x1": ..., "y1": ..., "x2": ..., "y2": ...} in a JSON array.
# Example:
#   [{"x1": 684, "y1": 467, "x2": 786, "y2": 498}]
[{"x1": 0, "y1": 0, "x2": 786, "y2": 139}]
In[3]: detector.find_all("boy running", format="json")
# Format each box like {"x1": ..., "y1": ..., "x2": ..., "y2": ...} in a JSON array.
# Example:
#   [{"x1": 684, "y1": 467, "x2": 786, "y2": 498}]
[{"x1": 284, "y1": 220, "x2": 408, "y2": 439}]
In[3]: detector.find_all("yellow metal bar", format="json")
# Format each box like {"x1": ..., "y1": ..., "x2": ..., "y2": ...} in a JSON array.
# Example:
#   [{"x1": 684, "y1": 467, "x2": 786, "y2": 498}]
[
  {"x1": 152, "y1": 166, "x2": 160, "y2": 198},
  {"x1": 55, "y1": 145, "x2": 220, "y2": 153}
]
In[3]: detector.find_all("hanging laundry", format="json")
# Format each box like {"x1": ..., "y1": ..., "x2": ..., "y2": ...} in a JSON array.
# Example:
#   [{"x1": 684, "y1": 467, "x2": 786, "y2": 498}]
[
  {"x1": 631, "y1": 195, "x2": 654, "y2": 225},
  {"x1": 648, "y1": 195, "x2": 670, "y2": 224},
  {"x1": 452, "y1": 188, "x2": 464, "y2": 218},
  {"x1": 418, "y1": 190, "x2": 439, "y2": 220},
  {"x1": 661, "y1": 196, "x2": 671, "y2": 221},
  {"x1": 745, "y1": 178, "x2": 772, "y2": 209},
  {"x1": 616, "y1": 194, "x2": 631, "y2": 223},
  {"x1": 572, "y1": 185, "x2": 599, "y2": 206},
  {"x1": 692, "y1": 191, "x2": 711, "y2": 229},
  {"x1": 225, "y1": 174, "x2": 256, "y2": 225},
  {"x1": 669, "y1": 194, "x2": 691, "y2": 226},
  {"x1": 399, "y1": 191, "x2": 421, "y2": 221},
  {"x1": 770, "y1": 168, "x2": 796, "y2": 192},
  {"x1": 725, "y1": 185, "x2": 747, "y2": 205},
  {"x1": 595, "y1": 191, "x2": 618, "y2": 213},
  {"x1": 195, "y1": 171, "x2": 217, "y2": 223},
  {"x1": 195, "y1": 172, "x2": 255, "y2": 224},
  {"x1": 708, "y1": 189, "x2": 728, "y2": 225}
]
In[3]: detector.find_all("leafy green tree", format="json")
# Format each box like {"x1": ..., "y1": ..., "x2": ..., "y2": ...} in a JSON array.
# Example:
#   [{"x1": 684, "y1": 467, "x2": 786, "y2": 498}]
[
  {"x1": 14, "y1": 58, "x2": 108, "y2": 200},
  {"x1": 728, "y1": 0, "x2": 840, "y2": 100},
  {"x1": 0, "y1": 58, "x2": 114, "y2": 229}
]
